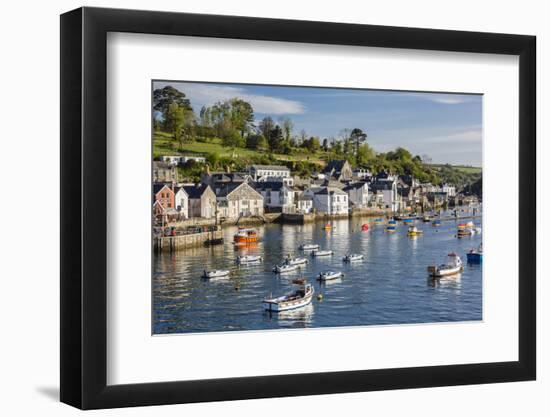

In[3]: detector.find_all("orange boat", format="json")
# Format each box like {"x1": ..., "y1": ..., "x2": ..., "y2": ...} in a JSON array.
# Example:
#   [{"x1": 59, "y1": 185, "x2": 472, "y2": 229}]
[
  {"x1": 324, "y1": 223, "x2": 332, "y2": 230},
  {"x1": 233, "y1": 228, "x2": 259, "y2": 245}
]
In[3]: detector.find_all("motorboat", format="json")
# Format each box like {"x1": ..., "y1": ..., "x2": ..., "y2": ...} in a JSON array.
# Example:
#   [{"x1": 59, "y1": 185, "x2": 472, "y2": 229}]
[
  {"x1": 203, "y1": 269, "x2": 230, "y2": 279},
  {"x1": 273, "y1": 263, "x2": 300, "y2": 273},
  {"x1": 466, "y1": 243, "x2": 483, "y2": 263},
  {"x1": 233, "y1": 228, "x2": 259, "y2": 244},
  {"x1": 427, "y1": 253, "x2": 463, "y2": 277},
  {"x1": 285, "y1": 257, "x2": 308, "y2": 266},
  {"x1": 299, "y1": 243, "x2": 320, "y2": 251},
  {"x1": 343, "y1": 254, "x2": 364, "y2": 262},
  {"x1": 236, "y1": 255, "x2": 263, "y2": 264},
  {"x1": 311, "y1": 250, "x2": 334, "y2": 257},
  {"x1": 407, "y1": 226, "x2": 424, "y2": 236},
  {"x1": 262, "y1": 282, "x2": 314, "y2": 312},
  {"x1": 317, "y1": 271, "x2": 344, "y2": 281}
]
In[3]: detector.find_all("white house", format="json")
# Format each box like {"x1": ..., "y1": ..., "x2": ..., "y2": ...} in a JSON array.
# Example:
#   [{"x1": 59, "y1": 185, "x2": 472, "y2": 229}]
[
  {"x1": 173, "y1": 187, "x2": 189, "y2": 219},
  {"x1": 160, "y1": 155, "x2": 182, "y2": 165},
  {"x1": 311, "y1": 187, "x2": 349, "y2": 215},
  {"x1": 442, "y1": 183, "x2": 457, "y2": 197},
  {"x1": 296, "y1": 193, "x2": 314, "y2": 214},
  {"x1": 160, "y1": 155, "x2": 206, "y2": 165},
  {"x1": 253, "y1": 182, "x2": 295, "y2": 210},
  {"x1": 343, "y1": 182, "x2": 369, "y2": 208},
  {"x1": 370, "y1": 180, "x2": 400, "y2": 212},
  {"x1": 249, "y1": 165, "x2": 291, "y2": 183},
  {"x1": 216, "y1": 182, "x2": 264, "y2": 219}
]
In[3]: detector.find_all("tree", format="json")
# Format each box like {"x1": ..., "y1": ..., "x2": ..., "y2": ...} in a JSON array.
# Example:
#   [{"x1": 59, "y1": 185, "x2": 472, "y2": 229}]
[
  {"x1": 350, "y1": 128, "x2": 367, "y2": 162},
  {"x1": 279, "y1": 117, "x2": 294, "y2": 142},
  {"x1": 206, "y1": 152, "x2": 220, "y2": 169},
  {"x1": 268, "y1": 125, "x2": 284, "y2": 152},
  {"x1": 164, "y1": 102, "x2": 195, "y2": 148},
  {"x1": 229, "y1": 98, "x2": 254, "y2": 138},
  {"x1": 356, "y1": 143, "x2": 375, "y2": 165},
  {"x1": 259, "y1": 117, "x2": 275, "y2": 141},
  {"x1": 322, "y1": 138, "x2": 329, "y2": 152},
  {"x1": 153, "y1": 86, "x2": 192, "y2": 120}
]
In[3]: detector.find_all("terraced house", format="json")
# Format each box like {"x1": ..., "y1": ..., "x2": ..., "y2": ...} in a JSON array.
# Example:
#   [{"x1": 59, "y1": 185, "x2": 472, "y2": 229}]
[{"x1": 215, "y1": 182, "x2": 264, "y2": 219}]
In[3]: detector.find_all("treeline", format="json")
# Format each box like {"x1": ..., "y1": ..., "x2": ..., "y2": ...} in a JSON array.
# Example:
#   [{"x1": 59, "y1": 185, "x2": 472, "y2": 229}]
[{"x1": 153, "y1": 85, "x2": 478, "y2": 187}]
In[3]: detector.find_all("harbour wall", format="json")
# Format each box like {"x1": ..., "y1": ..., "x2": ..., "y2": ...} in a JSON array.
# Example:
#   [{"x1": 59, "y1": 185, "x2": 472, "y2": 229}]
[{"x1": 154, "y1": 230, "x2": 223, "y2": 252}]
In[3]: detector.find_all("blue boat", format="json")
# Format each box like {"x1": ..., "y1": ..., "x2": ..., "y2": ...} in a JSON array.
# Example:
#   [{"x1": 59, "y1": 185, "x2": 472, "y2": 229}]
[
  {"x1": 386, "y1": 219, "x2": 397, "y2": 232},
  {"x1": 466, "y1": 244, "x2": 483, "y2": 263},
  {"x1": 432, "y1": 219, "x2": 442, "y2": 227}
]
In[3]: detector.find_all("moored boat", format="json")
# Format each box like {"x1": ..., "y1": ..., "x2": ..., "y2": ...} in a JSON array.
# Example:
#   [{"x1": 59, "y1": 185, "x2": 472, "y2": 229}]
[
  {"x1": 236, "y1": 255, "x2": 263, "y2": 264},
  {"x1": 407, "y1": 225, "x2": 424, "y2": 236},
  {"x1": 299, "y1": 243, "x2": 320, "y2": 251},
  {"x1": 427, "y1": 253, "x2": 463, "y2": 277},
  {"x1": 317, "y1": 271, "x2": 344, "y2": 281},
  {"x1": 233, "y1": 228, "x2": 259, "y2": 245},
  {"x1": 373, "y1": 218, "x2": 385, "y2": 225},
  {"x1": 422, "y1": 215, "x2": 432, "y2": 222},
  {"x1": 203, "y1": 269, "x2": 230, "y2": 279},
  {"x1": 273, "y1": 263, "x2": 300, "y2": 273},
  {"x1": 386, "y1": 219, "x2": 397, "y2": 232},
  {"x1": 262, "y1": 282, "x2": 314, "y2": 312},
  {"x1": 324, "y1": 223, "x2": 332, "y2": 230},
  {"x1": 343, "y1": 254, "x2": 364, "y2": 262},
  {"x1": 361, "y1": 223, "x2": 369, "y2": 231},
  {"x1": 432, "y1": 219, "x2": 442, "y2": 227},
  {"x1": 311, "y1": 249, "x2": 334, "y2": 257},
  {"x1": 466, "y1": 243, "x2": 483, "y2": 263},
  {"x1": 285, "y1": 256, "x2": 309, "y2": 266}
]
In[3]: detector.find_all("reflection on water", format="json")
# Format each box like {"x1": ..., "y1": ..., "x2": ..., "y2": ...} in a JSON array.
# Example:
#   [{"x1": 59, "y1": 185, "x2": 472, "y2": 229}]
[{"x1": 153, "y1": 213, "x2": 482, "y2": 334}]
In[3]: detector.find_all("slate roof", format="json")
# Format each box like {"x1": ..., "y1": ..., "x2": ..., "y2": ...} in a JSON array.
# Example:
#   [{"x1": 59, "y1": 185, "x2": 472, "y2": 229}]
[
  {"x1": 182, "y1": 184, "x2": 210, "y2": 199},
  {"x1": 252, "y1": 181, "x2": 286, "y2": 192},
  {"x1": 250, "y1": 164, "x2": 290, "y2": 171}
]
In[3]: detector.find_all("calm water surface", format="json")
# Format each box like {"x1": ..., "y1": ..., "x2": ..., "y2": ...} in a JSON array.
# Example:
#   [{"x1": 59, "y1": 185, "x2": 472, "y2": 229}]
[{"x1": 153, "y1": 212, "x2": 482, "y2": 334}]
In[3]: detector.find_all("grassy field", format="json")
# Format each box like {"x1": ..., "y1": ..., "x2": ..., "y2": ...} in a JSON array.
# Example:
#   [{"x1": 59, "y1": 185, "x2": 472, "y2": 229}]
[
  {"x1": 430, "y1": 164, "x2": 482, "y2": 175},
  {"x1": 153, "y1": 131, "x2": 326, "y2": 166}
]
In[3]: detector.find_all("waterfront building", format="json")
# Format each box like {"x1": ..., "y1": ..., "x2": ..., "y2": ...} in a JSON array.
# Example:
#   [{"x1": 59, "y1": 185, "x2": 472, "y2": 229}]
[
  {"x1": 215, "y1": 182, "x2": 264, "y2": 219},
  {"x1": 343, "y1": 182, "x2": 369, "y2": 208},
  {"x1": 182, "y1": 184, "x2": 216, "y2": 219},
  {"x1": 311, "y1": 186, "x2": 349, "y2": 215},
  {"x1": 153, "y1": 183, "x2": 175, "y2": 209},
  {"x1": 296, "y1": 193, "x2": 314, "y2": 214},
  {"x1": 442, "y1": 183, "x2": 457, "y2": 197},
  {"x1": 173, "y1": 186, "x2": 189, "y2": 218},
  {"x1": 153, "y1": 161, "x2": 178, "y2": 183},
  {"x1": 253, "y1": 181, "x2": 295, "y2": 211},
  {"x1": 370, "y1": 180, "x2": 401, "y2": 212}
]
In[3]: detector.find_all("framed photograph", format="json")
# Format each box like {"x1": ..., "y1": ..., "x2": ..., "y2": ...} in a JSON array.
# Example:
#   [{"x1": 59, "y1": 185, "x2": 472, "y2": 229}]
[{"x1": 60, "y1": 7, "x2": 536, "y2": 409}]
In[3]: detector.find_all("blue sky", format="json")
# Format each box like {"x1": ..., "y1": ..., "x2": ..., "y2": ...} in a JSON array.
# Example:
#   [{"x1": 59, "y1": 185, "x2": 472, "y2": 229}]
[{"x1": 153, "y1": 81, "x2": 482, "y2": 166}]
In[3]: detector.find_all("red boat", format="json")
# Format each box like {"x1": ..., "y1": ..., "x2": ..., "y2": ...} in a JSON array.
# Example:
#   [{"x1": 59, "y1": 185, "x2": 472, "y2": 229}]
[{"x1": 361, "y1": 223, "x2": 369, "y2": 231}]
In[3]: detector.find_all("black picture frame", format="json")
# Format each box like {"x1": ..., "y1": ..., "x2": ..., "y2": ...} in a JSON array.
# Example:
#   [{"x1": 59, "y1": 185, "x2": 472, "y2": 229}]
[{"x1": 60, "y1": 6, "x2": 536, "y2": 410}]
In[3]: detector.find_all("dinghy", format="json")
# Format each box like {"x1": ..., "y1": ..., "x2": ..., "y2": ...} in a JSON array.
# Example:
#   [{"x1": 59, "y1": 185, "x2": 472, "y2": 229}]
[
  {"x1": 262, "y1": 283, "x2": 314, "y2": 312},
  {"x1": 236, "y1": 255, "x2": 263, "y2": 264},
  {"x1": 317, "y1": 271, "x2": 344, "y2": 281},
  {"x1": 203, "y1": 269, "x2": 230, "y2": 279},
  {"x1": 299, "y1": 243, "x2": 320, "y2": 251},
  {"x1": 273, "y1": 263, "x2": 300, "y2": 273},
  {"x1": 285, "y1": 257, "x2": 308, "y2": 266},
  {"x1": 427, "y1": 253, "x2": 463, "y2": 277},
  {"x1": 407, "y1": 226, "x2": 424, "y2": 236},
  {"x1": 343, "y1": 254, "x2": 364, "y2": 262},
  {"x1": 311, "y1": 250, "x2": 333, "y2": 257}
]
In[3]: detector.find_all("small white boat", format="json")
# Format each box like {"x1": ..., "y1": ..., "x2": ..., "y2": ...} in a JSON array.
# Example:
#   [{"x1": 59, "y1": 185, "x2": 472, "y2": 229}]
[
  {"x1": 343, "y1": 254, "x2": 364, "y2": 262},
  {"x1": 273, "y1": 263, "x2": 300, "y2": 273},
  {"x1": 475, "y1": 227, "x2": 482, "y2": 234},
  {"x1": 427, "y1": 253, "x2": 463, "y2": 277},
  {"x1": 285, "y1": 257, "x2": 309, "y2": 266},
  {"x1": 299, "y1": 243, "x2": 320, "y2": 251},
  {"x1": 311, "y1": 250, "x2": 333, "y2": 257},
  {"x1": 317, "y1": 271, "x2": 344, "y2": 281},
  {"x1": 203, "y1": 269, "x2": 230, "y2": 279},
  {"x1": 236, "y1": 255, "x2": 263, "y2": 264},
  {"x1": 263, "y1": 283, "x2": 314, "y2": 312}
]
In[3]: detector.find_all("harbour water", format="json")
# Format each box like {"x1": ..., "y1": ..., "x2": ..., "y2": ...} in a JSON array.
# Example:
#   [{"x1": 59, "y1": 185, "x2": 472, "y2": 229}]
[{"x1": 153, "y1": 211, "x2": 482, "y2": 334}]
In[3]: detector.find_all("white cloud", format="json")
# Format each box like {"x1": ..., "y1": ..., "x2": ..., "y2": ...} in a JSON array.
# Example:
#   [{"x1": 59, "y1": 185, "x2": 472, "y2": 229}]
[
  {"x1": 156, "y1": 82, "x2": 305, "y2": 115},
  {"x1": 428, "y1": 96, "x2": 469, "y2": 105}
]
